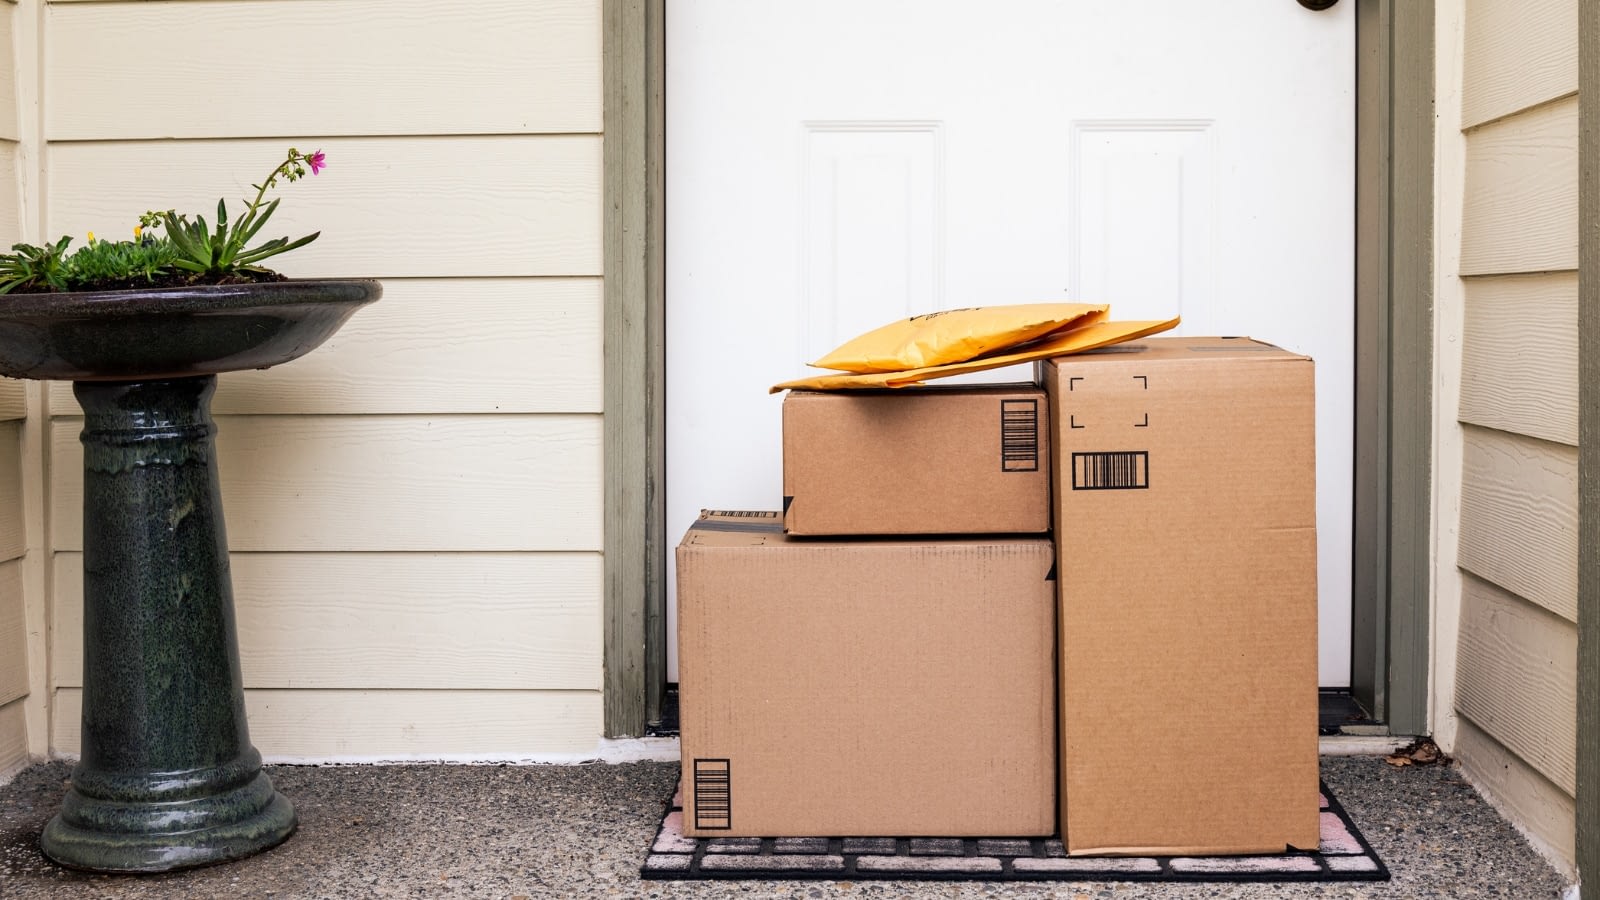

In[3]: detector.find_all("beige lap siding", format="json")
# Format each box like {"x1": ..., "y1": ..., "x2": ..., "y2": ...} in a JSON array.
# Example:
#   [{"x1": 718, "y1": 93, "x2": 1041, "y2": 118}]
[
  {"x1": 1456, "y1": 575, "x2": 1578, "y2": 796},
  {"x1": 44, "y1": 0, "x2": 599, "y2": 139},
  {"x1": 45, "y1": 279, "x2": 603, "y2": 418},
  {"x1": 0, "y1": 558, "x2": 26, "y2": 779},
  {"x1": 1457, "y1": 427, "x2": 1578, "y2": 622},
  {"x1": 1459, "y1": 273, "x2": 1578, "y2": 447},
  {"x1": 0, "y1": 375, "x2": 26, "y2": 781},
  {"x1": 0, "y1": 141, "x2": 19, "y2": 244},
  {"x1": 1448, "y1": 0, "x2": 1580, "y2": 870},
  {"x1": 39, "y1": 0, "x2": 607, "y2": 759},
  {"x1": 1461, "y1": 0, "x2": 1577, "y2": 129},
  {"x1": 0, "y1": 0, "x2": 32, "y2": 783},
  {"x1": 0, "y1": 384, "x2": 25, "y2": 781},
  {"x1": 49, "y1": 417, "x2": 602, "y2": 553},
  {"x1": 0, "y1": 701, "x2": 24, "y2": 781},
  {"x1": 51, "y1": 553, "x2": 603, "y2": 692},
  {"x1": 1460, "y1": 97, "x2": 1578, "y2": 276},
  {"x1": 51, "y1": 690, "x2": 604, "y2": 762},
  {"x1": 46, "y1": 138, "x2": 602, "y2": 280},
  {"x1": 0, "y1": 3, "x2": 14, "y2": 146}
]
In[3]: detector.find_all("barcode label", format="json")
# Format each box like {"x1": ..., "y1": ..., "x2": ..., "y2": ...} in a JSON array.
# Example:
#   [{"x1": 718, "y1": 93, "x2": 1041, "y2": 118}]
[
  {"x1": 1072, "y1": 451, "x2": 1149, "y2": 490},
  {"x1": 693, "y1": 759, "x2": 732, "y2": 830},
  {"x1": 703, "y1": 510, "x2": 779, "y2": 519},
  {"x1": 1000, "y1": 400, "x2": 1040, "y2": 472}
]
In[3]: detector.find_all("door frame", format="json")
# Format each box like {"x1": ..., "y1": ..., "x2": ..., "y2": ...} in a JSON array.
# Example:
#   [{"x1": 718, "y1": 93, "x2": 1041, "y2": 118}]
[{"x1": 600, "y1": 0, "x2": 1434, "y2": 737}]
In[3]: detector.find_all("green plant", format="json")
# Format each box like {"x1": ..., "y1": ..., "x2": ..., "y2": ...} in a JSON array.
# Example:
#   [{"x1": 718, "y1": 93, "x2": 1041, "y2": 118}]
[
  {"x1": 71, "y1": 233, "x2": 179, "y2": 286},
  {"x1": 0, "y1": 237, "x2": 72, "y2": 294},
  {"x1": 0, "y1": 147, "x2": 326, "y2": 295},
  {"x1": 145, "y1": 148, "x2": 324, "y2": 279}
]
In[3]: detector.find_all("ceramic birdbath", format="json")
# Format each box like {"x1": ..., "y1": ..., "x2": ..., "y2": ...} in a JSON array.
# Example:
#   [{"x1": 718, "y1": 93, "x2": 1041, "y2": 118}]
[{"x1": 0, "y1": 279, "x2": 380, "y2": 872}]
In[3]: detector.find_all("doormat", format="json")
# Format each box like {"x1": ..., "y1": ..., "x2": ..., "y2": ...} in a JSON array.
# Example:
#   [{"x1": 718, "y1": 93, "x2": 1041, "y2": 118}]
[{"x1": 641, "y1": 781, "x2": 1388, "y2": 883}]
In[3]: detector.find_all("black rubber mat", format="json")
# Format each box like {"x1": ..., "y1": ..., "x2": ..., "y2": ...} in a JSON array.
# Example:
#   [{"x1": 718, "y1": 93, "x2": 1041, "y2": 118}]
[{"x1": 641, "y1": 780, "x2": 1388, "y2": 883}]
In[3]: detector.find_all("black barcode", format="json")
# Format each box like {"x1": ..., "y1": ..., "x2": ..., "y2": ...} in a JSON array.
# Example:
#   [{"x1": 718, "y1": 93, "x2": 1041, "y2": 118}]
[
  {"x1": 1072, "y1": 451, "x2": 1149, "y2": 490},
  {"x1": 693, "y1": 759, "x2": 732, "y2": 830},
  {"x1": 1000, "y1": 400, "x2": 1040, "y2": 473},
  {"x1": 703, "y1": 510, "x2": 779, "y2": 519}
]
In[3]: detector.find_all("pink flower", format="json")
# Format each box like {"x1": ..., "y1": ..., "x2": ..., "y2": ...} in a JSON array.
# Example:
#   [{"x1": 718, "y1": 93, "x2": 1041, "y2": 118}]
[{"x1": 307, "y1": 150, "x2": 326, "y2": 175}]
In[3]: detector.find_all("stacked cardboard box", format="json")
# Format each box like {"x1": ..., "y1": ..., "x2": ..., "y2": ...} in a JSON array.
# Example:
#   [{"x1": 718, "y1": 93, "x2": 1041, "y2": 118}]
[
  {"x1": 782, "y1": 384, "x2": 1050, "y2": 535},
  {"x1": 1043, "y1": 337, "x2": 1319, "y2": 854},
  {"x1": 678, "y1": 336, "x2": 1319, "y2": 853},
  {"x1": 676, "y1": 514, "x2": 1055, "y2": 837}
]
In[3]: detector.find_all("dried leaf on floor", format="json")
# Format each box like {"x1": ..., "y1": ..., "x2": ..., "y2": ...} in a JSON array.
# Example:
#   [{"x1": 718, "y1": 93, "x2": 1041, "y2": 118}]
[{"x1": 1385, "y1": 737, "x2": 1447, "y2": 767}]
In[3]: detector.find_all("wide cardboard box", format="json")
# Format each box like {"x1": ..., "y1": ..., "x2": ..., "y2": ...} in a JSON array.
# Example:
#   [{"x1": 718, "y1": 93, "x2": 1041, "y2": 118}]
[
  {"x1": 1043, "y1": 337, "x2": 1320, "y2": 855},
  {"x1": 677, "y1": 510, "x2": 1056, "y2": 837},
  {"x1": 782, "y1": 385, "x2": 1049, "y2": 535}
]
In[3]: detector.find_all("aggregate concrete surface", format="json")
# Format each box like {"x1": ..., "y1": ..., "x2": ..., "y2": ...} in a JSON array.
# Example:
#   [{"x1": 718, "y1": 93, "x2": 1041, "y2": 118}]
[{"x1": 0, "y1": 756, "x2": 1571, "y2": 899}]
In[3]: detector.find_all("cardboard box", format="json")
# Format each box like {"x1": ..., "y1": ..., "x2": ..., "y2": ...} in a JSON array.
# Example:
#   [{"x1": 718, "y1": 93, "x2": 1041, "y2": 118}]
[
  {"x1": 677, "y1": 510, "x2": 1056, "y2": 837},
  {"x1": 782, "y1": 385, "x2": 1049, "y2": 535},
  {"x1": 1043, "y1": 337, "x2": 1320, "y2": 855}
]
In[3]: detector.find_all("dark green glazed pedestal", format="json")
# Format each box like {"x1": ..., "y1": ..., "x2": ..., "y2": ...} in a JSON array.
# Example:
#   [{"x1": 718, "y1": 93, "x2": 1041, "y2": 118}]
[
  {"x1": 43, "y1": 375, "x2": 293, "y2": 872},
  {"x1": 0, "y1": 281, "x2": 380, "y2": 873}
]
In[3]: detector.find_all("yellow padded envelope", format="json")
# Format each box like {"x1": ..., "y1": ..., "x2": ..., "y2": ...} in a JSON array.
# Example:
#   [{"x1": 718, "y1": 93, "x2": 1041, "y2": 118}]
[
  {"x1": 809, "y1": 303, "x2": 1109, "y2": 373},
  {"x1": 771, "y1": 317, "x2": 1181, "y2": 393}
]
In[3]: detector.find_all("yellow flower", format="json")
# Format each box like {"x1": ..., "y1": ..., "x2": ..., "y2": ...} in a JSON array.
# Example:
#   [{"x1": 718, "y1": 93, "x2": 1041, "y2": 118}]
[
  {"x1": 86, "y1": 231, "x2": 95, "y2": 244},
  {"x1": 133, "y1": 225, "x2": 142, "y2": 240}
]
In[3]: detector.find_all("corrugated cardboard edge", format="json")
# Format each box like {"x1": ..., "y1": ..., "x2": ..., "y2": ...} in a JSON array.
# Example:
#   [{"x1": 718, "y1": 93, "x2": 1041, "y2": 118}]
[{"x1": 1069, "y1": 838, "x2": 1321, "y2": 858}]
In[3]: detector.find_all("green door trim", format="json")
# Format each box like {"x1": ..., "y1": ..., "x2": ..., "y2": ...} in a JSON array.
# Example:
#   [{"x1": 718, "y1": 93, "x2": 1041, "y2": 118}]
[
  {"x1": 1351, "y1": 0, "x2": 1433, "y2": 735},
  {"x1": 602, "y1": 0, "x2": 1434, "y2": 737},
  {"x1": 1575, "y1": 0, "x2": 1598, "y2": 883},
  {"x1": 602, "y1": 0, "x2": 667, "y2": 737}
]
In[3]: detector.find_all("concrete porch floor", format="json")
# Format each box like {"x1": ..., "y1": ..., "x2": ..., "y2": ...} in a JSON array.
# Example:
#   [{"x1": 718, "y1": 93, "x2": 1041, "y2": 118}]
[{"x1": 0, "y1": 755, "x2": 1572, "y2": 899}]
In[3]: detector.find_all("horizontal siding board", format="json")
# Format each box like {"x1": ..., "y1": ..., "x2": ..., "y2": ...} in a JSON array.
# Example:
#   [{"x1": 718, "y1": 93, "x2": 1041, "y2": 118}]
[
  {"x1": 1462, "y1": 0, "x2": 1577, "y2": 129},
  {"x1": 0, "y1": 699, "x2": 24, "y2": 782},
  {"x1": 0, "y1": 379, "x2": 23, "y2": 420},
  {"x1": 0, "y1": 6, "x2": 15, "y2": 142},
  {"x1": 0, "y1": 560, "x2": 23, "y2": 706},
  {"x1": 1455, "y1": 574, "x2": 1577, "y2": 794},
  {"x1": 47, "y1": 137, "x2": 602, "y2": 279},
  {"x1": 46, "y1": 0, "x2": 600, "y2": 140},
  {"x1": 0, "y1": 421, "x2": 22, "y2": 562},
  {"x1": 1454, "y1": 715, "x2": 1576, "y2": 867},
  {"x1": 51, "y1": 415, "x2": 602, "y2": 552},
  {"x1": 46, "y1": 278, "x2": 603, "y2": 417},
  {"x1": 52, "y1": 688, "x2": 604, "y2": 761},
  {"x1": 1459, "y1": 272, "x2": 1578, "y2": 445},
  {"x1": 1458, "y1": 425, "x2": 1578, "y2": 621},
  {"x1": 0, "y1": 140, "x2": 20, "y2": 251},
  {"x1": 1461, "y1": 97, "x2": 1579, "y2": 276},
  {"x1": 53, "y1": 551, "x2": 602, "y2": 691}
]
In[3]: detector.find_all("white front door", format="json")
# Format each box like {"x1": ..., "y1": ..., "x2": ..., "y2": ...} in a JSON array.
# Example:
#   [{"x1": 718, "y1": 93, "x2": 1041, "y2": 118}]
[{"x1": 666, "y1": 1, "x2": 1355, "y2": 686}]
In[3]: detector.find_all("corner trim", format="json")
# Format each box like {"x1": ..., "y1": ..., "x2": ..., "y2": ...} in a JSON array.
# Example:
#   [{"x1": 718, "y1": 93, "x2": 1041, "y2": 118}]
[
  {"x1": 1351, "y1": 0, "x2": 1433, "y2": 735},
  {"x1": 601, "y1": 0, "x2": 666, "y2": 737},
  {"x1": 1575, "y1": 0, "x2": 1599, "y2": 883}
]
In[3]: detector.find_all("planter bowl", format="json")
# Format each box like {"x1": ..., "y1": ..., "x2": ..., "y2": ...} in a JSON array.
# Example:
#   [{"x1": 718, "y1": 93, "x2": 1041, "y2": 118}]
[{"x1": 0, "y1": 279, "x2": 381, "y2": 381}]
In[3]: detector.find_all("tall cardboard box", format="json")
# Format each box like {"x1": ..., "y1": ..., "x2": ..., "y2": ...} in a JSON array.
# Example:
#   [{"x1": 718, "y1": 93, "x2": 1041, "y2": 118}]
[
  {"x1": 677, "y1": 510, "x2": 1056, "y2": 837},
  {"x1": 782, "y1": 386, "x2": 1049, "y2": 535},
  {"x1": 1043, "y1": 337, "x2": 1320, "y2": 855}
]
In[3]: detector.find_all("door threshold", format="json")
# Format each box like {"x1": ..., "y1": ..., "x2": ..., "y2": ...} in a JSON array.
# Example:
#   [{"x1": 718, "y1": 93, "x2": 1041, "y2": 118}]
[
  {"x1": 1320, "y1": 688, "x2": 1382, "y2": 735},
  {"x1": 656, "y1": 686, "x2": 1391, "y2": 740}
]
